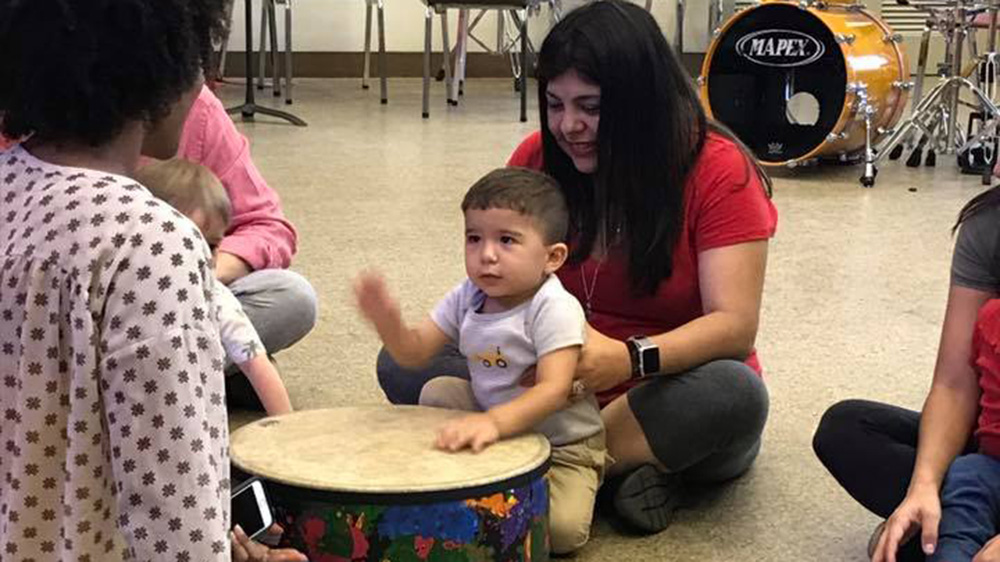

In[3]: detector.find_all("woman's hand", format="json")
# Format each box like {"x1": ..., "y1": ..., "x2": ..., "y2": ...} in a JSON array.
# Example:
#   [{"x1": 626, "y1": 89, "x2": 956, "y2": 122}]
[
  {"x1": 974, "y1": 535, "x2": 1000, "y2": 562},
  {"x1": 576, "y1": 325, "x2": 632, "y2": 394},
  {"x1": 231, "y1": 524, "x2": 307, "y2": 562},
  {"x1": 871, "y1": 484, "x2": 941, "y2": 562}
]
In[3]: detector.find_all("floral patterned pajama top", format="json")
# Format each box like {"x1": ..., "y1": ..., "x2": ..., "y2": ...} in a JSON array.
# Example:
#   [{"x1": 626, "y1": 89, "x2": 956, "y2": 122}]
[{"x1": 0, "y1": 146, "x2": 231, "y2": 561}]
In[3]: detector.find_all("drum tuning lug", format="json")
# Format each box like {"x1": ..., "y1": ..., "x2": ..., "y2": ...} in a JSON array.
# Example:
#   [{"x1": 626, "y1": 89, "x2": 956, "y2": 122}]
[
  {"x1": 846, "y1": 82, "x2": 868, "y2": 93},
  {"x1": 827, "y1": 132, "x2": 848, "y2": 142},
  {"x1": 713, "y1": 27, "x2": 722, "y2": 37},
  {"x1": 891, "y1": 80, "x2": 914, "y2": 90},
  {"x1": 883, "y1": 33, "x2": 903, "y2": 43},
  {"x1": 846, "y1": 3, "x2": 863, "y2": 12},
  {"x1": 798, "y1": 1, "x2": 811, "y2": 9},
  {"x1": 877, "y1": 127, "x2": 891, "y2": 135},
  {"x1": 835, "y1": 33, "x2": 856, "y2": 44},
  {"x1": 697, "y1": 76, "x2": 706, "y2": 86}
]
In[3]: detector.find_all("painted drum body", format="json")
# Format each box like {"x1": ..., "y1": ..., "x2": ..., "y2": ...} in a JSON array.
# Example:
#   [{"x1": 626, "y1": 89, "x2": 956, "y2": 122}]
[
  {"x1": 230, "y1": 406, "x2": 552, "y2": 562},
  {"x1": 701, "y1": 1, "x2": 909, "y2": 166}
]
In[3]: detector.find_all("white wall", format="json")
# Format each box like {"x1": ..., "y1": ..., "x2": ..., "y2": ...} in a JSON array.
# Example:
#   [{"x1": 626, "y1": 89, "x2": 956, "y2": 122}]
[{"x1": 227, "y1": 0, "x2": 716, "y2": 54}]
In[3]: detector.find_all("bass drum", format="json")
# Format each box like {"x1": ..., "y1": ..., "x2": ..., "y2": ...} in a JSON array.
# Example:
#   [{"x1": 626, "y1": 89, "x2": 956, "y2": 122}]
[{"x1": 700, "y1": 1, "x2": 909, "y2": 166}]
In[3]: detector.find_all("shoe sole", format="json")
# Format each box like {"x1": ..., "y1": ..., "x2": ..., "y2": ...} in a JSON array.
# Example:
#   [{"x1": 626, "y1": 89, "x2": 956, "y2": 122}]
[{"x1": 613, "y1": 465, "x2": 681, "y2": 534}]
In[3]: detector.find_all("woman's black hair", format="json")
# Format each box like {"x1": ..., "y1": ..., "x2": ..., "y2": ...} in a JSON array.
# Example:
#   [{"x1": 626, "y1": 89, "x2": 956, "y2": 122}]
[
  {"x1": 0, "y1": 0, "x2": 228, "y2": 148},
  {"x1": 954, "y1": 184, "x2": 1000, "y2": 233},
  {"x1": 536, "y1": 0, "x2": 771, "y2": 294}
]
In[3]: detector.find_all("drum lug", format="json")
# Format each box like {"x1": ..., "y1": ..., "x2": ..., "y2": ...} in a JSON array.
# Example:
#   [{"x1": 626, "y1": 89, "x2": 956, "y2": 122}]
[
  {"x1": 697, "y1": 76, "x2": 706, "y2": 86},
  {"x1": 845, "y1": 3, "x2": 863, "y2": 12},
  {"x1": 883, "y1": 33, "x2": 904, "y2": 43},
  {"x1": 827, "y1": 132, "x2": 848, "y2": 142},
  {"x1": 712, "y1": 27, "x2": 722, "y2": 37},
  {"x1": 891, "y1": 80, "x2": 914, "y2": 91},
  {"x1": 835, "y1": 33, "x2": 856, "y2": 45},
  {"x1": 846, "y1": 82, "x2": 868, "y2": 94}
]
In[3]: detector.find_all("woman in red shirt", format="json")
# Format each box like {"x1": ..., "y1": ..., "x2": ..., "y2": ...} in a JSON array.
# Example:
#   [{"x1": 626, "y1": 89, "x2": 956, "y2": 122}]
[{"x1": 377, "y1": 0, "x2": 777, "y2": 534}]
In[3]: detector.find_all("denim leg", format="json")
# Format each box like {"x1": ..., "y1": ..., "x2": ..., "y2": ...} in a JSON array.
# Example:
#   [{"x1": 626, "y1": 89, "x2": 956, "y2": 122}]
[
  {"x1": 376, "y1": 341, "x2": 469, "y2": 405},
  {"x1": 930, "y1": 454, "x2": 1000, "y2": 562}
]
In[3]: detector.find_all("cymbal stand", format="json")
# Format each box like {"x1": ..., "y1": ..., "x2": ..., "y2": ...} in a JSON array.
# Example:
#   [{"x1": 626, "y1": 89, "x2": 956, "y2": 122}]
[{"x1": 862, "y1": 0, "x2": 1000, "y2": 186}]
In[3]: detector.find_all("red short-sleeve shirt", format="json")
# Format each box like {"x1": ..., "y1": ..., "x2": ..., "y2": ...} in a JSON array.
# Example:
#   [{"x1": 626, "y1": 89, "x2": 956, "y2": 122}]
[
  {"x1": 973, "y1": 299, "x2": 1000, "y2": 457},
  {"x1": 508, "y1": 131, "x2": 779, "y2": 405}
]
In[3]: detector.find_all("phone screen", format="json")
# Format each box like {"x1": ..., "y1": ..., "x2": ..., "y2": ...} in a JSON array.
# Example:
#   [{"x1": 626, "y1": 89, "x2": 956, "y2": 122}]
[{"x1": 231, "y1": 481, "x2": 269, "y2": 538}]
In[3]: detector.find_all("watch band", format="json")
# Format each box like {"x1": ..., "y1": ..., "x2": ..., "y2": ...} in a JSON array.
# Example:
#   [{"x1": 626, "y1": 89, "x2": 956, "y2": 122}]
[{"x1": 627, "y1": 335, "x2": 659, "y2": 378}]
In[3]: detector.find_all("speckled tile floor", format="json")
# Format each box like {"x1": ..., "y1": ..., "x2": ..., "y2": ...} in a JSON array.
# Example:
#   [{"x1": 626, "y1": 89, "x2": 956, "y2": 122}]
[{"x1": 218, "y1": 77, "x2": 991, "y2": 561}]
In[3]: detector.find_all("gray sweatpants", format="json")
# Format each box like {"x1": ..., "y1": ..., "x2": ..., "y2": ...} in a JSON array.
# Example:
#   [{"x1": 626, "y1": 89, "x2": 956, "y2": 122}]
[{"x1": 377, "y1": 343, "x2": 768, "y2": 483}]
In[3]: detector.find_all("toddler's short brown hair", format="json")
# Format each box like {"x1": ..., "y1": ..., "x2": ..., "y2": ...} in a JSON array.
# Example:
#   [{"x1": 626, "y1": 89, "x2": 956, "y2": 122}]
[{"x1": 461, "y1": 167, "x2": 568, "y2": 244}]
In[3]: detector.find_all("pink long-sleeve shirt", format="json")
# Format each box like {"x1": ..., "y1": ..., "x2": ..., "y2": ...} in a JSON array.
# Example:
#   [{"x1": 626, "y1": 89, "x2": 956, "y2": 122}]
[{"x1": 178, "y1": 86, "x2": 298, "y2": 271}]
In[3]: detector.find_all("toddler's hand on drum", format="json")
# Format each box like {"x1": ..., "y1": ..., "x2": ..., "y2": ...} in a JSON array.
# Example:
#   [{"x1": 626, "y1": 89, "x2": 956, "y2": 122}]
[{"x1": 435, "y1": 413, "x2": 500, "y2": 453}]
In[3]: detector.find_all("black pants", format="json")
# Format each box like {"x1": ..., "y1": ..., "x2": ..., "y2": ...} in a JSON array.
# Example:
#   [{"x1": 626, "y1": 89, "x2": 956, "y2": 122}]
[
  {"x1": 813, "y1": 399, "x2": 978, "y2": 562},
  {"x1": 377, "y1": 343, "x2": 769, "y2": 483}
]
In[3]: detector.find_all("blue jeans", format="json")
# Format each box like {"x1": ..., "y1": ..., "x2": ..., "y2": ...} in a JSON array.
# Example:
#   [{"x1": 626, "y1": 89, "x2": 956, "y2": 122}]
[
  {"x1": 376, "y1": 344, "x2": 768, "y2": 482},
  {"x1": 930, "y1": 453, "x2": 1000, "y2": 562}
]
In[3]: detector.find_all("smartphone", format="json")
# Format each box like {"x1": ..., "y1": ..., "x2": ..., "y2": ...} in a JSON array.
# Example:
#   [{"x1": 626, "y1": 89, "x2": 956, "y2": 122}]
[{"x1": 231, "y1": 477, "x2": 274, "y2": 541}]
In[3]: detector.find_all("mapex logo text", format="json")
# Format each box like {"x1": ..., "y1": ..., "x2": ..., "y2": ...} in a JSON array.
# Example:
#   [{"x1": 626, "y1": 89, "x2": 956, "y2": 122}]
[{"x1": 735, "y1": 29, "x2": 825, "y2": 67}]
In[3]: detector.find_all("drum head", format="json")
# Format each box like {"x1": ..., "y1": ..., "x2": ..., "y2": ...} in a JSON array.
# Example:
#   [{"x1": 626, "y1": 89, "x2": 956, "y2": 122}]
[
  {"x1": 706, "y1": 3, "x2": 847, "y2": 163},
  {"x1": 230, "y1": 406, "x2": 551, "y2": 496}
]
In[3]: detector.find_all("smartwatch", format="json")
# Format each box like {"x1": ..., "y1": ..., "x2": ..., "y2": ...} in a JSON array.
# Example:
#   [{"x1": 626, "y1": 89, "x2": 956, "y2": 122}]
[{"x1": 626, "y1": 335, "x2": 660, "y2": 378}]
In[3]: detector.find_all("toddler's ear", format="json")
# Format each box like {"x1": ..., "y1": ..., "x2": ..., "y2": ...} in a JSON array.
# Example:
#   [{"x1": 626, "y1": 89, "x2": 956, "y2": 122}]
[{"x1": 545, "y1": 242, "x2": 569, "y2": 274}]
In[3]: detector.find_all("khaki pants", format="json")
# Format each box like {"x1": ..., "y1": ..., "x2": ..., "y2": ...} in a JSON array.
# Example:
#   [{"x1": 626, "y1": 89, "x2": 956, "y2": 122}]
[{"x1": 420, "y1": 377, "x2": 607, "y2": 554}]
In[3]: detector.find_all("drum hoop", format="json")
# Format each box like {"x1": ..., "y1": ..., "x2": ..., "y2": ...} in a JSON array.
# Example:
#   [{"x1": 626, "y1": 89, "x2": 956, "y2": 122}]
[{"x1": 259, "y1": 457, "x2": 552, "y2": 506}]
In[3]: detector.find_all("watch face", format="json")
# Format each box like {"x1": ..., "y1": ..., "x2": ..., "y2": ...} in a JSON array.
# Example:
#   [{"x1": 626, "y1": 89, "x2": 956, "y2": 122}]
[{"x1": 641, "y1": 346, "x2": 659, "y2": 375}]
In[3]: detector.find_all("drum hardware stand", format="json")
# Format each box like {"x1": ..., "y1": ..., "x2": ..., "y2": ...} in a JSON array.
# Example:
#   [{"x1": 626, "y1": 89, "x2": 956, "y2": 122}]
[
  {"x1": 868, "y1": 75, "x2": 1000, "y2": 183},
  {"x1": 863, "y1": 0, "x2": 1000, "y2": 186},
  {"x1": 886, "y1": 0, "x2": 998, "y2": 155}
]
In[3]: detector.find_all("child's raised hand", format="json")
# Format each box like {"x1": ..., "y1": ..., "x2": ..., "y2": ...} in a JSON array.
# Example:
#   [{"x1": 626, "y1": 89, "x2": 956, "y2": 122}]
[
  {"x1": 353, "y1": 270, "x2": 400, "y2": 327},
  {"x1": 435, "y1": 413, "x2": 500, "y2": 453}
]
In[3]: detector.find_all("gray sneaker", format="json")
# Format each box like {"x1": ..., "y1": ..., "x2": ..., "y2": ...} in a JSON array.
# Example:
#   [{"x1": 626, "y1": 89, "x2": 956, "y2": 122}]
[{"x1": 612, "y1": 464, "x2": 683, "y2": 534}]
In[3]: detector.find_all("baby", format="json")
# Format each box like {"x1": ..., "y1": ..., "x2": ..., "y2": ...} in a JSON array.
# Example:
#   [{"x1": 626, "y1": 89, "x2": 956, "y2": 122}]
[
  {"x1": 355, "y1": 167, "x2": 606, "y2": 554},
  {"x1": 135, "y1": 159, "x2": 293, "y2": 416}
]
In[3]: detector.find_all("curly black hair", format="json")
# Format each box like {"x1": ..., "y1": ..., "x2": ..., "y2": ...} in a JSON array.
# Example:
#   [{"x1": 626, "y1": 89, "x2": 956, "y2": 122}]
[{"x1": 0, "y1": 0, "x2": 228, "y2": 148}]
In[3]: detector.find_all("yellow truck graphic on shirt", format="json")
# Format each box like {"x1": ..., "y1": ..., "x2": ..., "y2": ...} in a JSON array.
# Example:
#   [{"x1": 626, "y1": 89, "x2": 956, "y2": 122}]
[{"x1": 474, "y1": 346, "x2": 508, "y2": 368}]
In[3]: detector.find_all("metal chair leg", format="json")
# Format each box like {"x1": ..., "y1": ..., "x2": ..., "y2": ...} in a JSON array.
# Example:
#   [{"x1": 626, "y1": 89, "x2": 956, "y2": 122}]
[
  {"x1": 451, "y1": 10, "x2": 468, "y2": 99},
  {"x1": 217, "y1": 0, "x2": 237, "y2": 80},
  {"x1": 257, "y1": 0, "x2": 269, "y2": 90},
  {"x1": 423, "y1": 6, "x2": 433, "y2": 118},
  {"x1": 283, "y1": 0, "x2": 293, "y2": 104},
  {"x1": 363, "y1": 0, "x2": 373, "y2": 90},
  {"x1": 676, "y1": 0, "x2": 685, "y2": 53},
  {"x1": 906, "y1": 24, "x2": 933, "y2": 149},
  {"x1": 378, "y1": 0, "x2": 388, "y2": 104},
  {"x1": 520, "y1": 9, "x2": 527, "y2": 122},
  {"x1": 442, "y1": 9, "x2": 455, "y2": 105},
  {"x1": 268, "y1": 0, "x2": 280, "y2": 97}
]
